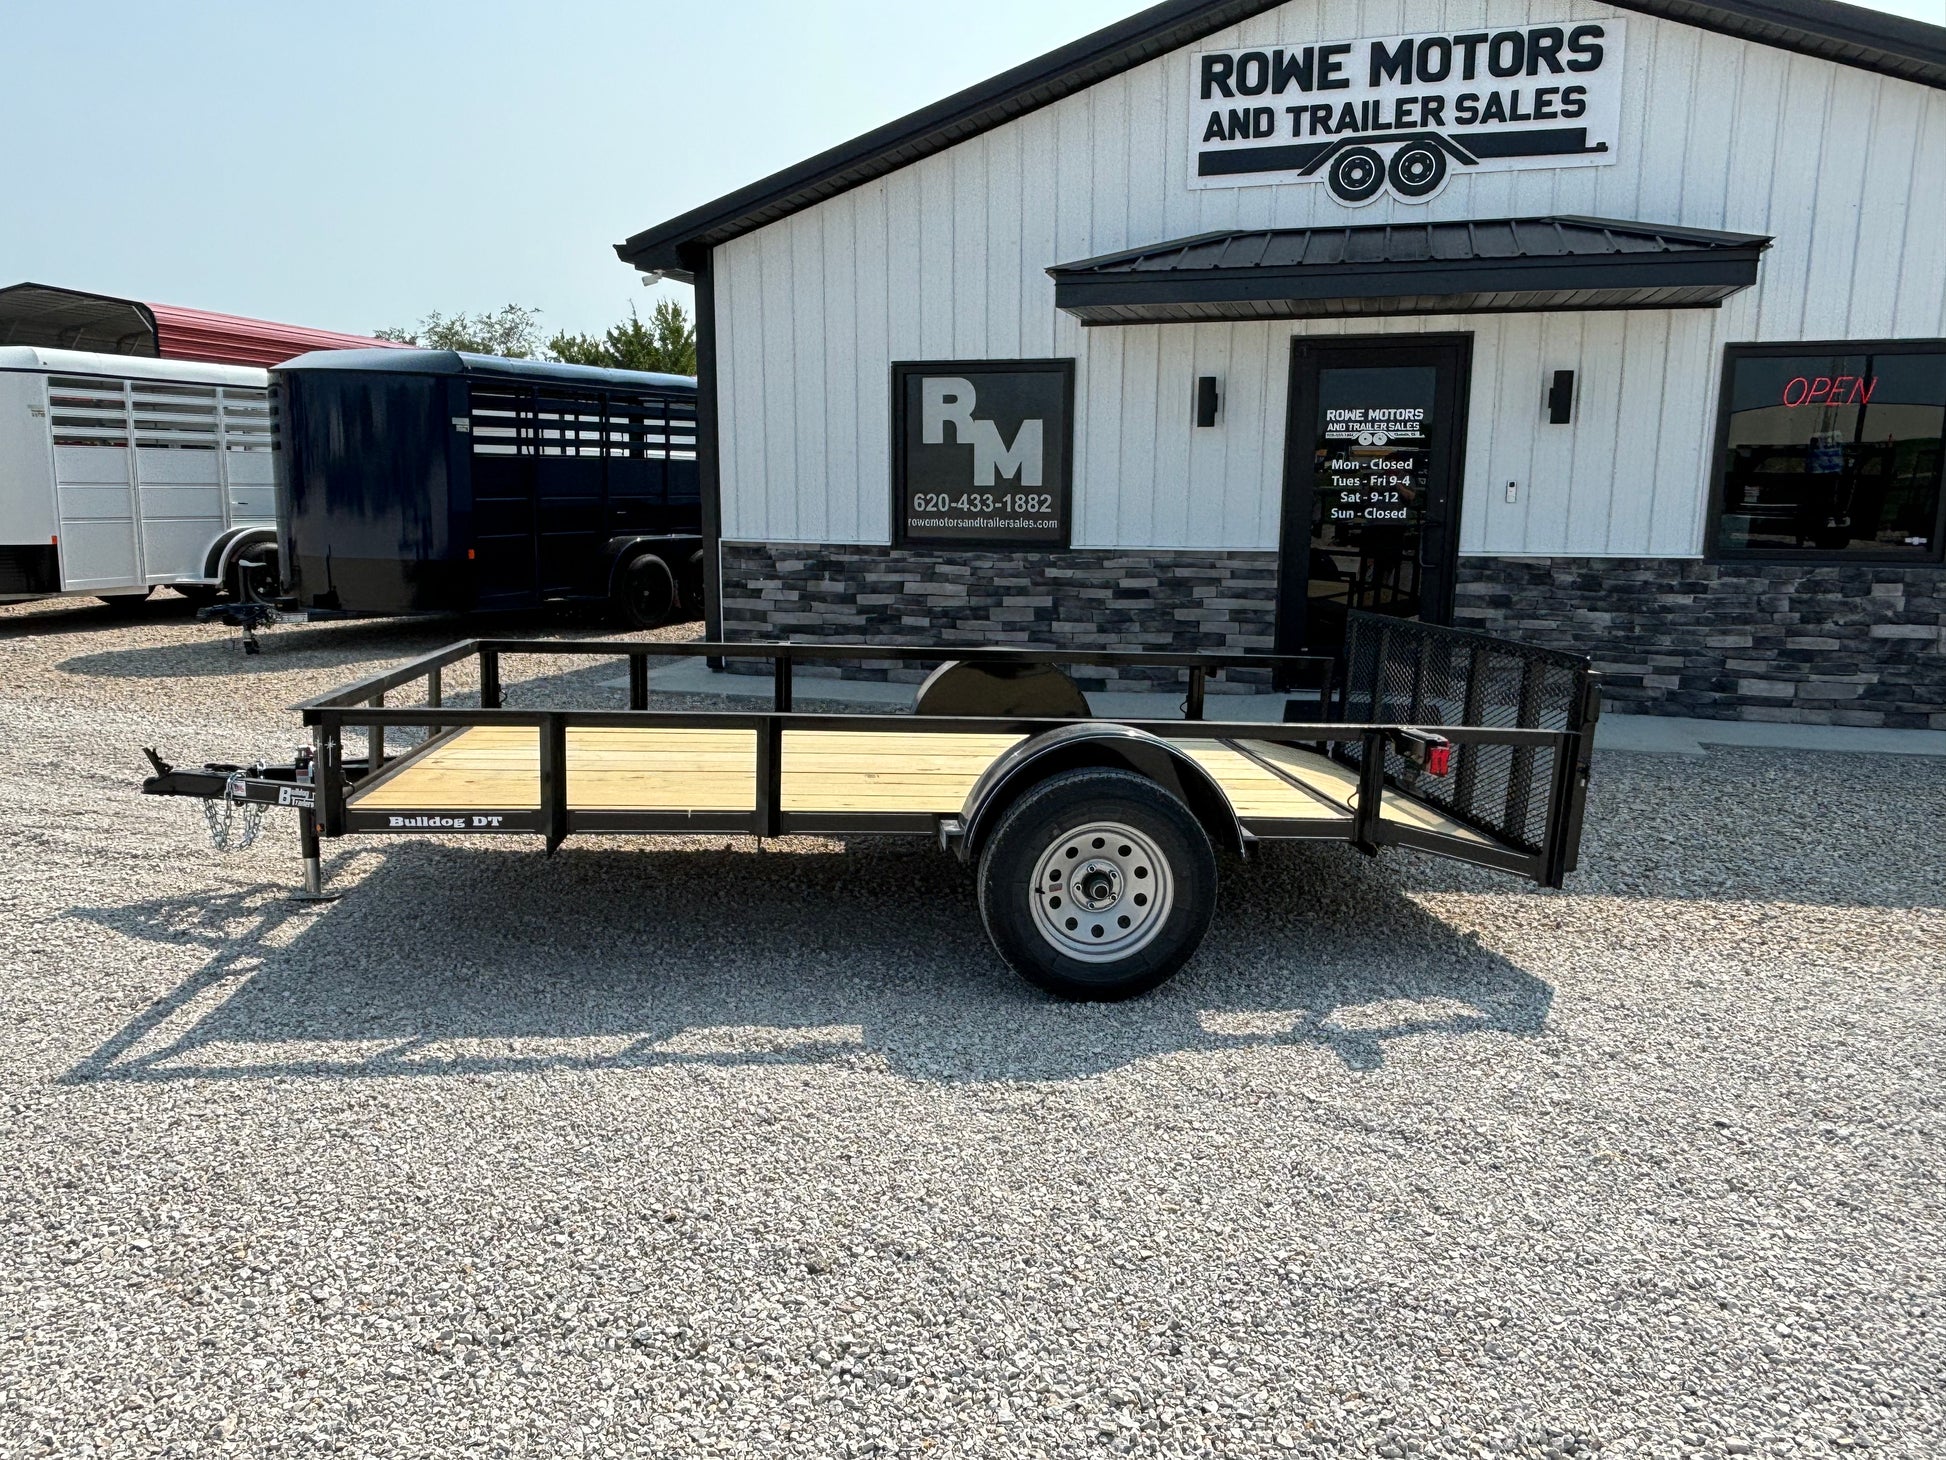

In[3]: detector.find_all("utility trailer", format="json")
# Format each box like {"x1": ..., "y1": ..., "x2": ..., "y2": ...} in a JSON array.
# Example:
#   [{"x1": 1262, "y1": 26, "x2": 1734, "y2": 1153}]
[{"x1": 142, "y1": 613, "x2": 1599, "y2": 1000}]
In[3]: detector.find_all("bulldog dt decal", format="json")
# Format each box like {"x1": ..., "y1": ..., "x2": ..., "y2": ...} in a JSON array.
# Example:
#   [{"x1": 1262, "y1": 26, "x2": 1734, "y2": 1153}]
[{"x1": 1190, "y1": 21, "x2": 1625, "y2": 204}]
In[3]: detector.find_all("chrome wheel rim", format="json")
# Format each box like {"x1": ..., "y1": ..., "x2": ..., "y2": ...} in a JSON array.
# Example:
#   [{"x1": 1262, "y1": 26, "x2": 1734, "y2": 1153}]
[{"x1": 1028, "y1": 820, "x2": 1174, "y2": 964}]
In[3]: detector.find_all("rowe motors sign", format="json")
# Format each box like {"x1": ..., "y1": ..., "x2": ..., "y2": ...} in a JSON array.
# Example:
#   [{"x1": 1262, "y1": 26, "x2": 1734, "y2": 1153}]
[{"x1": 1190, "y1": 20, "x2": 1625, "y2": 205}]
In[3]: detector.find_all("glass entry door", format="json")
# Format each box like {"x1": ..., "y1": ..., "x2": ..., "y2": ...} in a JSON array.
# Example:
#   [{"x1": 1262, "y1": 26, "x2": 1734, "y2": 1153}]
[{"x1": 1275, "y1": 336, "x2": 1472, "y2": 657}]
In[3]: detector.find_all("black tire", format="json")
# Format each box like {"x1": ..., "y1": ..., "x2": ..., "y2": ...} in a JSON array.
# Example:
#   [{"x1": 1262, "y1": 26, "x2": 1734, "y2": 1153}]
[
  {"x1": 227, "y1": 543, "x2": 279, "y2": 604},
  {"x1": 977, "y1": 767, "x2": 1218, "y2": 1001},
  {"x1": 1326, "y1": 145, "x2": 1386, "y2": 204},
  {"x1": 612, "y1": 550, "x2": 677, "y2": 630},
  {"x1": 1387, "y1": 140, "x2": 1447, "y2": 198},
  {"x1": 95, "y1": 589, "x2": 154, "y2": 614}
]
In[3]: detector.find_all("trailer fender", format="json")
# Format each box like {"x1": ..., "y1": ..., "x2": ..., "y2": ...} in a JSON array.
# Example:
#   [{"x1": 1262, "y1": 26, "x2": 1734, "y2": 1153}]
[
  {"x1": 205, "y1": 526, "x2": 278, "y2": 584},
  {"x1": 953, "y1": 723, "x2": 1245, "y2": 864},
  {"x1": 602, "y1": 535, "x2": 700, "y2": 595}
]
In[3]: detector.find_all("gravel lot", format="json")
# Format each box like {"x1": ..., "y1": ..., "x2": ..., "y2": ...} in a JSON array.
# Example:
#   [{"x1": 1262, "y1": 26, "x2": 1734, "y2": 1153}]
[{"x1": 2, "y1": 593, "x2": 1941, "y2": 1460}]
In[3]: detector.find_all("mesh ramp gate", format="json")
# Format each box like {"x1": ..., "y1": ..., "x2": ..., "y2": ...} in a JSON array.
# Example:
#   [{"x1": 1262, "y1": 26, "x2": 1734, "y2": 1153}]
[{"x1": 1333, "y1": 610, "x2": 1600, "y2": 873}]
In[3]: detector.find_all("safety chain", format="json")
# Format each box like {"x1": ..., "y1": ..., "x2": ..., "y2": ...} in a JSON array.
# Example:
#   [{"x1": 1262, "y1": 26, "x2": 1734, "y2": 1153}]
[{"x1": 201, "y1": 770, "x2": 268, "y2": 853}]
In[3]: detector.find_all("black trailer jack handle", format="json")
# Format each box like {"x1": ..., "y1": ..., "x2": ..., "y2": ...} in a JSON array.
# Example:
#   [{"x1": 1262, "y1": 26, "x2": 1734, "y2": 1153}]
[{"x1": 196, "y1": 601, "x2": 281, "y2": 655}]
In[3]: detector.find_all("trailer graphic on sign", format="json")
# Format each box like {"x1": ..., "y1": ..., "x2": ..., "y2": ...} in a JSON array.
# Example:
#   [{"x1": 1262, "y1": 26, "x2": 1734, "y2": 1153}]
[{"x1": 1190, "y1": 20, "x2": 1625, "y2": 204}]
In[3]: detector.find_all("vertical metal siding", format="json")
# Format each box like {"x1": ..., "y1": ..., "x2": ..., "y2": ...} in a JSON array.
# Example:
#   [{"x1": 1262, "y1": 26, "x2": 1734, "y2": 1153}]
[{"x1": 713, "y1": 0, "x2": 1946, "y2": 557}]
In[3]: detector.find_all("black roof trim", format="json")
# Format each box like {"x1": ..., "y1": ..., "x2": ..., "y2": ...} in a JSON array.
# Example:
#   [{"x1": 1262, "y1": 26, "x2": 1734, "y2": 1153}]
[
  {"x1": 616, "y1": 0, "x2": 1945, "y2": 277},
  {"x1": 1616, "y1": 0, "x2": 1946, "y2": 89},
  {"x1": 1047, "y1": 215, "x2": 1772, "y2": 323}
]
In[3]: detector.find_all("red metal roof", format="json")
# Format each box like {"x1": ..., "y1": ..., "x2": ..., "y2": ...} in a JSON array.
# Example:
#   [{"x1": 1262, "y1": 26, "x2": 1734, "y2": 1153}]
[
  {"x1": 0, "y1": 283, "x2": 404, "y2": 367},
  {"x1": 146, "y1": 302, "x2": 404, "y2": 368}
]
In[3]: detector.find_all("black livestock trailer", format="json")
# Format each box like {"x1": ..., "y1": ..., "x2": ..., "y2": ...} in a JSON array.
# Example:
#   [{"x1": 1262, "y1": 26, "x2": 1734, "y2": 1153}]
[{"x1": 266, "y1": 349, "x2": 702, "y2": 629}]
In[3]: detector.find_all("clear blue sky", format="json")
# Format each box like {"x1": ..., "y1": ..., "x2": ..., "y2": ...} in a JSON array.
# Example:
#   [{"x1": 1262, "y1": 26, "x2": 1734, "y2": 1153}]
[{"x1": 1, "y1": 0, "x2": 1939, "y2": 341}]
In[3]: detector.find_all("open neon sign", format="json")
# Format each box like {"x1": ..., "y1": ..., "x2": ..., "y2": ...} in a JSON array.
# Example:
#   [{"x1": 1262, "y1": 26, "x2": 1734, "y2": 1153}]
[{"x1": 1781, "y1": 375, "x2": 1877, "y2": 407}]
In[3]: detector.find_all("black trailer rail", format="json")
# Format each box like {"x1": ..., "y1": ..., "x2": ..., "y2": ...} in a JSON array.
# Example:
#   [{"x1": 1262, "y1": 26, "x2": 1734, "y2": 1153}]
[{"x1": 143, "y1": 613, "x2": 1600, "y2": 1000}]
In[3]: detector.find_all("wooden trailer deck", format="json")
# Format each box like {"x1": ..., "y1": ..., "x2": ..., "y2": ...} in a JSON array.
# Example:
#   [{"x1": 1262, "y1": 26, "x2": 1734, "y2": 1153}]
[{"x1": 348, "y1": 724, "x2": 1493, "y2": 844}]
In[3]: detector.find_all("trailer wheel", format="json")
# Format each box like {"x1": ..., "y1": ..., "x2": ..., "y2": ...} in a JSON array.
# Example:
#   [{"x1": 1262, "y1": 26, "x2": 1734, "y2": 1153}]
[
  {"x1": 1387, "y1": 141, "x2": 1447, "y2": 198},
  {"x1": 228, "y1": 545, "x2": 279, "y2": 604},
  {"x1": 977, "y1": 768, "x2": 1217, "y2": 1001},
  {"x1": 613, "y1": 550, "x2": 677, "y2": 629},
  {"x1": 1326, "y1": 145, "x2": 1386, "y2": 204}
]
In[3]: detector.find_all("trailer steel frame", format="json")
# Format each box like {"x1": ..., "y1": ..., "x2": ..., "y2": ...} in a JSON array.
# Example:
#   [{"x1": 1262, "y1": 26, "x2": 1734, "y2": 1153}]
[{"x1": 147, "y1": 619, "x2": 1599, "y2": 908}]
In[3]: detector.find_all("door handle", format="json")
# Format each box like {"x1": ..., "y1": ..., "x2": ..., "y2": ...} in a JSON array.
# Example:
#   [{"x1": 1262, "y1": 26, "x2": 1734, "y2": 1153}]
[{"x1": 1417, "y1": 520, "x2": 1447, "y2": 569}]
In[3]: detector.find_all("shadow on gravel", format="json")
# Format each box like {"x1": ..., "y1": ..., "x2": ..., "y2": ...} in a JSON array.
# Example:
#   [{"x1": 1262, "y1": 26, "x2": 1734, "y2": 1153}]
[
  {"x1": 63, "y1": 837, "x2": 1550, "y2": 1086},
  {"x1": 49, "y1": 610, "x2": 613, "y2": 678},
  {"x1": 0, "y1": 594, "x2": 200, "y2": 637}
]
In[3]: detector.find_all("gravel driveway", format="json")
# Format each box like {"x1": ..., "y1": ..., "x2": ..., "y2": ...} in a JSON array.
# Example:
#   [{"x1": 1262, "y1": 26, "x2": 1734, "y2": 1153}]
[{"x1": 2, "y1": 594, "x2": 1941, "y2": 1459}]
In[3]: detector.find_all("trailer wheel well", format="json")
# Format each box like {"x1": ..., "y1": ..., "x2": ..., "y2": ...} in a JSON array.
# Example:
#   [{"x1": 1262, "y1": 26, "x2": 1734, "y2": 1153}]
[
  {"x1": 602, "y1": 536, "x2": 703, "y2": 597},
  {"x1": 957, "y1": 726, "x2": 1243, "y2": 863},
  {"x1": 205, "y1": 527, "x2": 277, "y2": 583}
]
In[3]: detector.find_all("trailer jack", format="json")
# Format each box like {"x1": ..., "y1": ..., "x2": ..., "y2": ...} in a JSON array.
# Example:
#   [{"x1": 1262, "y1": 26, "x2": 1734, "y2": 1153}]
[{"x1": 196, "y1": 601, "x2": 281, "y2": 654}]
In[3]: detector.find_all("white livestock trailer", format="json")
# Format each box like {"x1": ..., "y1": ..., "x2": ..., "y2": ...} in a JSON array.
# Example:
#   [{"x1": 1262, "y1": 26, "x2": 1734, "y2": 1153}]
[{"x1": 0, "y1": 347, "x2": 277, "y2": 609}]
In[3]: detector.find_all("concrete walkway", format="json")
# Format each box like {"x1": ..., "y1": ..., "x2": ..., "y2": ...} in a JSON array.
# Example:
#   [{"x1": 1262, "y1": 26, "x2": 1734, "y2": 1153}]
[{"x1": 622, "y1": 657, "x2": 1946, "y2": 757}]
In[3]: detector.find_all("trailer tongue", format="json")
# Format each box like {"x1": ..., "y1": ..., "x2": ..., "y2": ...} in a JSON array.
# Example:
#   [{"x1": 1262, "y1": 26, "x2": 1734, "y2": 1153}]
[{"x1": 142, "y1": 613, "x2": 1599, "y2": 1000}]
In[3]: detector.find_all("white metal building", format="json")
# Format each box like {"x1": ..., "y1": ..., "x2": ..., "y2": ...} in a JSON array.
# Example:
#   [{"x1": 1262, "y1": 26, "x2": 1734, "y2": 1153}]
[
  {"x1": 0, "y1": 348, "x2": 276, "y2": 605},
  {"x1": 620, "y1": 0, "x2": 1946, "y2": 725}
]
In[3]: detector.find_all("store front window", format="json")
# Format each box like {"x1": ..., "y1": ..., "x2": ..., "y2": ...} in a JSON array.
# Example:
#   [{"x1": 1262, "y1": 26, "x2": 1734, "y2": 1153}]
[{"x1": 1711, "y1": 342, "x2": 1946, "y2": 562}]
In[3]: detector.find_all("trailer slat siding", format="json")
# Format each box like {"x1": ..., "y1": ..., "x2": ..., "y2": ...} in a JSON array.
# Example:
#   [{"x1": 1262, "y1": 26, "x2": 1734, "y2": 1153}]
[
  {"x1": 710, "y1": 0, "x2": 1946, "y2": 560},
  {"x1": 1897, "y1": 95, "x2": 1946, "y2": 331},
  {"x1": 1853, "y1": 80, "x2": 1923, "y2": 339}
]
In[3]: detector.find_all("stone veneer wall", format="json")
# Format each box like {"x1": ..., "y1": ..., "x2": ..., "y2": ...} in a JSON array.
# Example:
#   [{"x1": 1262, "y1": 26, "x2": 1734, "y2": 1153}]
[
  {"x1": 719, "y1": 543, "x2": 1279, "y2": 690},
  {"x1": 721, "y1": 544, "x2": 1944, "y2": 724},
  {"x1": 1454, "y1": 559, "x2": 1945, "y2": 728}
]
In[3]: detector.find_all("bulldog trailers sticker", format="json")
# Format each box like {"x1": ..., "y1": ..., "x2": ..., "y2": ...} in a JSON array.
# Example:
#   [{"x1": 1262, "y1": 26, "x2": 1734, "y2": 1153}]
[{"x1": 1190, "y1": 20, "x2": 1625, "y2": 204}]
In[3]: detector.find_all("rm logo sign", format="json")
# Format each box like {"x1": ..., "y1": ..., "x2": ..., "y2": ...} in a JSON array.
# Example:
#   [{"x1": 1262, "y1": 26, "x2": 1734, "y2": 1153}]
[
  {"x1": 921, "y1": 377, "x2": 1045, "y2": 488},
  {"x1": 893, "y1": 360, "x2": 1074, "y2": 548}
]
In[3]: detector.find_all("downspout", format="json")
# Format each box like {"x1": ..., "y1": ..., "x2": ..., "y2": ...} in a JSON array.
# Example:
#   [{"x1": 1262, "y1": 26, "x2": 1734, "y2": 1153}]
[{"x1": 684, "y1": 244, "x2": 726, "y2": 655}]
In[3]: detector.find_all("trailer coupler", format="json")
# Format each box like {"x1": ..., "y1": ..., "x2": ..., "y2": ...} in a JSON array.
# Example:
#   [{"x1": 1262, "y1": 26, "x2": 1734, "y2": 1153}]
[
  {"x1": 142, "y1": 748, "x2": 317, "y2": 810},
  {"x1": 142, "y1": 749, "x2": 340, "y2": 902}
]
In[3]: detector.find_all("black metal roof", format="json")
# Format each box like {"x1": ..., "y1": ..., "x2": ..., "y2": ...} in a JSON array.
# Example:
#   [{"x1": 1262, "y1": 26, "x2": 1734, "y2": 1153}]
[
  {"x1": 0, "y1": 283, "x2": 157, "y2": 356},
  {"x1": 616, "y1": 0, "x2": 1946, "y2": 277},
  {"x1": 273, "y1": 347, "x2": 696, "y2": 393},
  {"x1": 1046, "y1": 216, "x2": 1773, "y2": 324}
]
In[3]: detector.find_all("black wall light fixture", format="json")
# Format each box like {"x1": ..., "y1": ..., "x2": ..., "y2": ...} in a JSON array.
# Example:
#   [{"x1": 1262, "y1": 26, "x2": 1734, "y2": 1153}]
[
  {"x1": 1547, "y1": 369, "x2": 1575, "y2": 425},
  {"x1": 1195, "y1": 375, "x2": 1220, "y2": 427}
]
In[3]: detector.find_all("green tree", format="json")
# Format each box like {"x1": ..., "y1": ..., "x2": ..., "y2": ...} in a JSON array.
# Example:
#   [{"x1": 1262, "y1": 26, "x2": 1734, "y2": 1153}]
[
  {"x1": 376, "y1": 298, "x2": 698, "y2": 375},
  {"x1": 547, "y1": 299, "x2": 697, "y2": 376},
  {"x1": 374, "y1": 304, "x2": 546, "y2": 358}
]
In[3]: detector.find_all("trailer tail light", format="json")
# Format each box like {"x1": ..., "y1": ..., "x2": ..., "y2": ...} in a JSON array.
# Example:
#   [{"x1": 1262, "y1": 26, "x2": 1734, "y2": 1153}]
[{"x1": 1389, "y1": 728, "x2": 1452, "y2": 776}]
